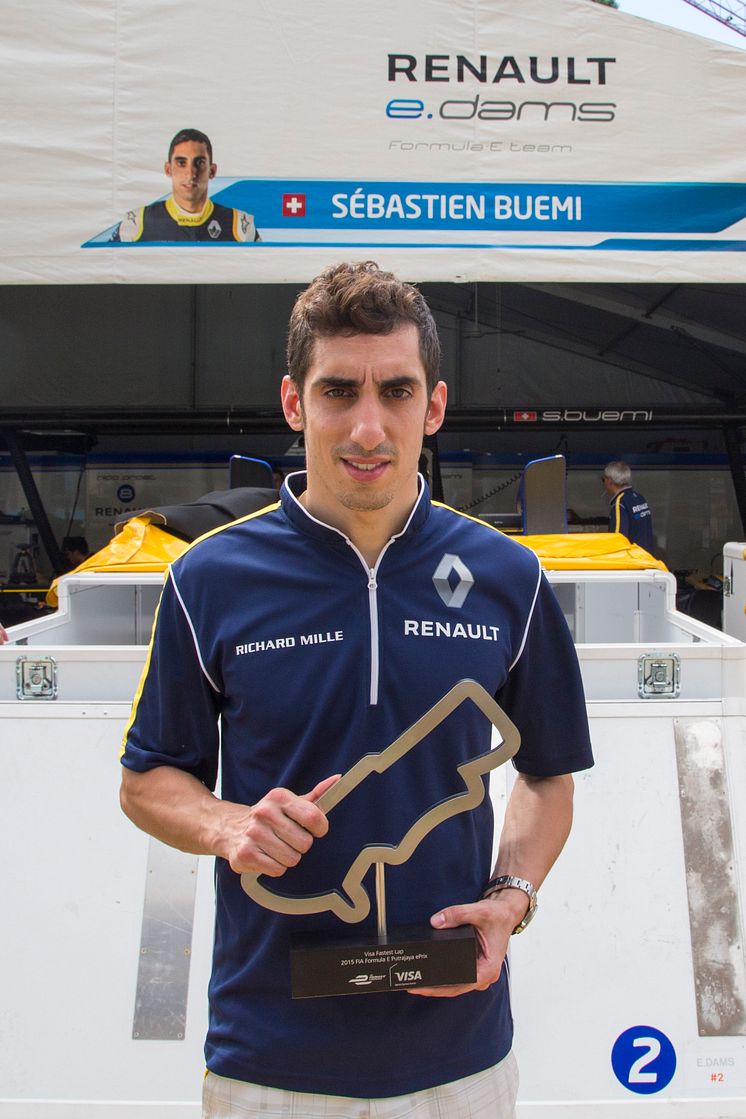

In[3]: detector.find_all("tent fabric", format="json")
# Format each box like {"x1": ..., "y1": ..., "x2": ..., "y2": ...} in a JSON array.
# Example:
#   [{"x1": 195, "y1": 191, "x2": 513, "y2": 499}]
[
  {"x1": 47, "y1": 518, "x2": 665, "y2": 609},
  {"x1": 46, "y1": 487, "x2": 280, "y2": 606},
  {"x1": 45, "y1": 517, "x2": 188, "y2": 606},
  {"x1": 516, "y1": 532, "x2": 667, "y2": 571},
  {"x1": 115, "y1": 487, "x2": 278, "y2": 541}
]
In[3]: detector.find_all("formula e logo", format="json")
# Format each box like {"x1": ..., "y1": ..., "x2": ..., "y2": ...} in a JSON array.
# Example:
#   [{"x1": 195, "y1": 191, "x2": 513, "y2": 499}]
[
  {"x1": 433, "y1": 553, "x2": 474, "y2": 609},
  {"x1": 348, "y1": 974, "x2": 386, "y2": 986}
]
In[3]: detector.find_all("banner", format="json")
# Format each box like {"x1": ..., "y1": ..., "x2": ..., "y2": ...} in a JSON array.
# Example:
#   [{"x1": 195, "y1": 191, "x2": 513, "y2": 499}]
[{"x1": 1, "y1": 0, "x2": 745, "y2": 283}]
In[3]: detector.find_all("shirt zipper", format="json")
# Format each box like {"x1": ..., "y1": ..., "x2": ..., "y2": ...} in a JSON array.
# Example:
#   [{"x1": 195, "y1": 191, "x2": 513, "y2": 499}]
[
  {"x1": 286, "y1": 478, "x2": 426, "y2": 707},
  {"x1": 346, "y1": 540, "x2": 395, "y2": 707},
  {"x1": 367, "y1": 566, "x2": 380, "y2": 706}
]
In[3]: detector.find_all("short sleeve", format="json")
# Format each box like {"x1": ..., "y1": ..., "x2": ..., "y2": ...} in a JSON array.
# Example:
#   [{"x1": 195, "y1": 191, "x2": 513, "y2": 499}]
[
  {"x1": 121, "y1": 568, "x2": 221, "y2": 789},
  {"x1": 497, "y1": 572, "x2": 593, "y2": 778}
]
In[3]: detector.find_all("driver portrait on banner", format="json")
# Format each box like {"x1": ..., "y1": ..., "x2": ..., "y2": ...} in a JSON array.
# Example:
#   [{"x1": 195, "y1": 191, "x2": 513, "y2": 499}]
[{"x1": 111, "y1": 128, "x2": 260, "y2": 244}]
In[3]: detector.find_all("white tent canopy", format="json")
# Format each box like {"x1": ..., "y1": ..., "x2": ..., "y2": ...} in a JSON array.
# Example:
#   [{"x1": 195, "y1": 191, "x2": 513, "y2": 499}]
[{"x1": 0, "y1": 0, "x2": 744, "y2": 285}]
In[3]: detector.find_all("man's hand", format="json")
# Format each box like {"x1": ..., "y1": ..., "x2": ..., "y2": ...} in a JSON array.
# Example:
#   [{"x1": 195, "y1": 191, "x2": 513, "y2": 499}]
[
  {"x1": 408, "y1": 772, "x2": 574, "y2": 999},
  {"x1": 223, "y1": 775, "x2": 340, "y2": 877},
  {"x1": 407, "y1": 891, "x2": 527, "y2": 998},
  {"x1": 120, "y1": 765, "x2": 340, "y2": 875},
  {"x1": 0, "y1": 624, "x2": 8, "y2": 645}
]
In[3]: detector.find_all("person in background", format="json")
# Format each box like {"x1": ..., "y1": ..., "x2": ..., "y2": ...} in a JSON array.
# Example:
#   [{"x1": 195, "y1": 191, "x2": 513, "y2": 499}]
[
  {"x1": 0, "y1": 624, "x2": 8, "y2": 644},
  {"x1": 61, "y1": 536, "x2": 90, "y2": 571},
  {"x1": 602, "y1": 461, "x2": 654, "y2": 553}
]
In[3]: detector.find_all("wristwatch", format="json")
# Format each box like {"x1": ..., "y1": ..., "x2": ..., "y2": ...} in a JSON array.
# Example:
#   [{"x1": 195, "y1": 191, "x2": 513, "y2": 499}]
[{"x1": 482, "y1": 874, "x2": 538, "y2": 934}]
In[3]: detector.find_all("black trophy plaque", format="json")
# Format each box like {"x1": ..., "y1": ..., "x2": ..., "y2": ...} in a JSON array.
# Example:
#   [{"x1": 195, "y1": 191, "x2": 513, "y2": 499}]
[{"x1": 241, "y1": 678, "x2": 520, "y2": 998}]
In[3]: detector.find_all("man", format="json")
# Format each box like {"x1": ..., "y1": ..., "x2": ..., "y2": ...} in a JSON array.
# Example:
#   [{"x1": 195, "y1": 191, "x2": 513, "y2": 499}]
[
  {"x1": 603, "y1": 460, "x2": 654, "y2": 553},
  {"x1": 61, "y1": 535, "x2": 90, "y2": 571},
  {"x1": 112, "y1": 128, "x2": 260, "y2": 243},
  {"x1": 120, "y1": 262, "x2": 593, "y2": 1118}
]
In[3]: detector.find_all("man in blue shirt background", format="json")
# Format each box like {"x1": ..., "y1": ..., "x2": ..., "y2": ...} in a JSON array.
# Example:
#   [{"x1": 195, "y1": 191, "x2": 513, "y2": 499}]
[{"x1": 603, "y1": 460, "x2": 655, "y2": 554}]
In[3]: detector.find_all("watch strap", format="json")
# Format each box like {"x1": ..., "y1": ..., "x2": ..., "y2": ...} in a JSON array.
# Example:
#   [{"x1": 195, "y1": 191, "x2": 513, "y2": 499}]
[{"x1": 482, "y1": 873, "x2": 538, "y2": 934}]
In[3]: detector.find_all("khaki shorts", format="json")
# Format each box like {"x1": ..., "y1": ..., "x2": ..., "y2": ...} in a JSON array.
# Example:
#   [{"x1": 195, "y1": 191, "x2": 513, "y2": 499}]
[{"x1": 202, "y1": 1050, "x2": 518, "y2": 1119}]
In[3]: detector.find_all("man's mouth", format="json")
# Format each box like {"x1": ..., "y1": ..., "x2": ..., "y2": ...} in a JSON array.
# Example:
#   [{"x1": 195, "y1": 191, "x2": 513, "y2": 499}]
[{"x1": 341, "y1": 458, "x2": 390, "y2": 481}]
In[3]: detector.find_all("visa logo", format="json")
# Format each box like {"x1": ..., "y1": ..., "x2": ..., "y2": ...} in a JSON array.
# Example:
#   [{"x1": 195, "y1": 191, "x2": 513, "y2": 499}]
[{"x1": 395, "y1": 970, "x2": 422, "y2": 983}]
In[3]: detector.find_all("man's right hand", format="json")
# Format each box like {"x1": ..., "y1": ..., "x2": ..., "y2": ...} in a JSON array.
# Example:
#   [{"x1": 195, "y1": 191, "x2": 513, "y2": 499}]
[{"x1": 224, "y1": 775, "x2": 340, "y2": 877}]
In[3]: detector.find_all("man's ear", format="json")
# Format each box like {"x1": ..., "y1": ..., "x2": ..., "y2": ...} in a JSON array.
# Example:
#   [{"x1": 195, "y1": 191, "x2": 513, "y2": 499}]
[
  {"x1": 424, "y1": 381, "x2": 447, "y2": 436},
  {"x1": 281, "y1": 375, "x2": 304, "y2": 431},
  {"x1": 209, "y1": 164, "x2": 217, "y2": 179},
  {"x1": 164, "y1": 161, "x2": 172, "y2": 178}
]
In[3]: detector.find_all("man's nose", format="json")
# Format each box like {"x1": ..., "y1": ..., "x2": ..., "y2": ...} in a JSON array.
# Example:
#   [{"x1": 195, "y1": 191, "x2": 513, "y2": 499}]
[{"x1": 350, "y1": 397, "x2": 387, "y2": 450}]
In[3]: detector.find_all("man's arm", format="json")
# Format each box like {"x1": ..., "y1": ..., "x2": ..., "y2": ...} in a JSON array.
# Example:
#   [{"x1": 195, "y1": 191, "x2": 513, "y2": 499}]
[
  {"x1": 120, "y1": 765, "x2": 339, "y2": 877},
  {"x1": 119, "y1": 563, "x2": 336, "y2": 878},
  {"x1": 410, "y1": 771, "x2": 574, "y2": 998},
  {"x1": 611, "y1": 492, "x2": 629, "y2": 537}
]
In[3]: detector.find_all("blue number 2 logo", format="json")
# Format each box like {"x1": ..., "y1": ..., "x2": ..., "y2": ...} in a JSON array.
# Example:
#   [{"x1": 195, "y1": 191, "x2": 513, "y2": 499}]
[{"x1": 612, "y1": 1026, "x2": 677, "y2": 1095}]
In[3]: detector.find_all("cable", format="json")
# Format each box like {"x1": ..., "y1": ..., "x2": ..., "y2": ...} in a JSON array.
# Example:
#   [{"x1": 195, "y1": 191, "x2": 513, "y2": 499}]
[{"x1": 457, "y1": 470, "x2": 523, "y2": 512}]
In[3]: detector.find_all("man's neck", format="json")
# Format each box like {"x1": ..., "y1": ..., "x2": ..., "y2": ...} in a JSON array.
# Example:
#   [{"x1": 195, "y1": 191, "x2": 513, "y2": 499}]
[
  {"x1": 298, "y1": 485, "x2": 420, "y2": 568},
  {"x1": 170, "y1": 195, "x2": 209, "y2": 216}
]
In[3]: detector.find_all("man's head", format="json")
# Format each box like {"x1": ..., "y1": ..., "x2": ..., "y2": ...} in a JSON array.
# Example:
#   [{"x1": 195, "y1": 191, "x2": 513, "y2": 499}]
[
  {"x1": 164, "y1": 129, "x2": 216, "y2": 213},
  {"x1": 61, "y1": 536, "x2": 90, "y2": 567},
  {"x1": 168, "y1": 129, "x2": 213, "y2": 164},
  {"x1": 286, "y1": 261, "x2": 441, "y2": 399},
  {"x1": 602, "y1": 460, "x2": 631, "y2": 498},
  {"x1": 280, "y1": 262, "x2": 446, "y2": 546}
]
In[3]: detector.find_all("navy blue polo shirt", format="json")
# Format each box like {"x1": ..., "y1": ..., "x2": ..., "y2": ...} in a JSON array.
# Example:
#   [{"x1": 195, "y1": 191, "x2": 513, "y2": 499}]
[{"x1": 122, "y1": 473, "x2": 593, "y2": 1097}]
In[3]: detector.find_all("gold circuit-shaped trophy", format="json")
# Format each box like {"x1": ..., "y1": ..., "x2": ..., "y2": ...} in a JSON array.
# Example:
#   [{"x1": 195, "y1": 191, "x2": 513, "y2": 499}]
[{"x1": 241, "y1": 678, "x2": 520, "y2": 998}]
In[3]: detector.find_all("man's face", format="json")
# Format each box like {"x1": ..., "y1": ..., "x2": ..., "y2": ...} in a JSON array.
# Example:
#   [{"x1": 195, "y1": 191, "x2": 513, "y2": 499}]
[
  {"x1": 164, "y1": 141, "x2": 216, "y2": 212},
  {"x1": 280, "y1": 325, "x2": 446, "y2": 534}
]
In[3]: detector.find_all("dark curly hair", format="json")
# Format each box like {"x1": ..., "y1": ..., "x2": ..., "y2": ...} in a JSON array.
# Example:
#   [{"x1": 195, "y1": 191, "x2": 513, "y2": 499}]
[{"x1": 286, "y1": 261, "x2": 441, "y2": 394}]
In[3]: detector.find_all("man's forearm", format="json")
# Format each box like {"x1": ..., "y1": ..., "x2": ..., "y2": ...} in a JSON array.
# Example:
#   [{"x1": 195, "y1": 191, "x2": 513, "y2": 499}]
[
  {"x1": 491, "y1": 772, "x2": 574, "y2": 909},
  {"x1": 120, "y1": 764, "x2": 339, "y2": 876},
  {"x1": 414, "y1": 771, "x2": 575, "y2": 997},
  {"x1": 120, "y1": 765, "x2": 247, "y2": 859}
]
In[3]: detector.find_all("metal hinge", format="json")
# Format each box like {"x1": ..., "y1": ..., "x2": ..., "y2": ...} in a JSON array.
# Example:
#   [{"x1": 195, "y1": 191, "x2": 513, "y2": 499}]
[
  {"x1": 16, "y1": 656, "x2": 58, "y2": 700},
  {"x1": 638, "y1": 652, "x2": 680, "y2": 699}
]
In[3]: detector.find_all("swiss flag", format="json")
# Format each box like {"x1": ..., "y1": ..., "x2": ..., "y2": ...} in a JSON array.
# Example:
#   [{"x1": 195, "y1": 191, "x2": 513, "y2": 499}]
[
  {"x1": 513, "y1": 410, "x2": 538, "y2": 422},
  {"x1": 282, "y1": 193, "x2": 306, "y2": 217}
]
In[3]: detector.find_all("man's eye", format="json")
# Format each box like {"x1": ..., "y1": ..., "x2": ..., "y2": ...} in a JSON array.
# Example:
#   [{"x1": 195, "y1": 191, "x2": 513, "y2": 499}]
[
  {"x1": 386, "y1": 387, "x2": 412, "y2": 399},
  {"x1": 324, "y1": 388, "x2": 352, "y2": 398}
]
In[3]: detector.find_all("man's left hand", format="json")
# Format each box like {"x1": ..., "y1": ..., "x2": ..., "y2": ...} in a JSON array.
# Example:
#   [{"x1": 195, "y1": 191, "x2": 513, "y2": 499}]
[{"x1": 407, "y1": 894, "x2": 526, "y2": 998}]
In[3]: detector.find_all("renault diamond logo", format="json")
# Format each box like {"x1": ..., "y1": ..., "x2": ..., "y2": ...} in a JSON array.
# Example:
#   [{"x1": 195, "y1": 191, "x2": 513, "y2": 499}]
[{"x1": 432, "y1": 553, "x2": 474, "y2": 608}]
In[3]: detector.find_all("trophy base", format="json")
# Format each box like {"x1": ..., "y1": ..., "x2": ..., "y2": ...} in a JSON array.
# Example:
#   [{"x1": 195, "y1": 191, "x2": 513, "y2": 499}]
[{"x1": 290, "y1": 924, "x2": 476, "y2": 999}]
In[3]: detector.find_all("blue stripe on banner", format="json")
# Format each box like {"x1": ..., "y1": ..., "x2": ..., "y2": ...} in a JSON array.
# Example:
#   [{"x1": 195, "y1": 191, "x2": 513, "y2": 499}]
[
  {"x1": 595, "y1": 239, "x2": 746, "y2": 251},
  {"x1": 210, "y1": 179, "x2": 746, "y2": 234},
  {"x1": 85, "y1": 238, "x2": 746, "y2": 251}
]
